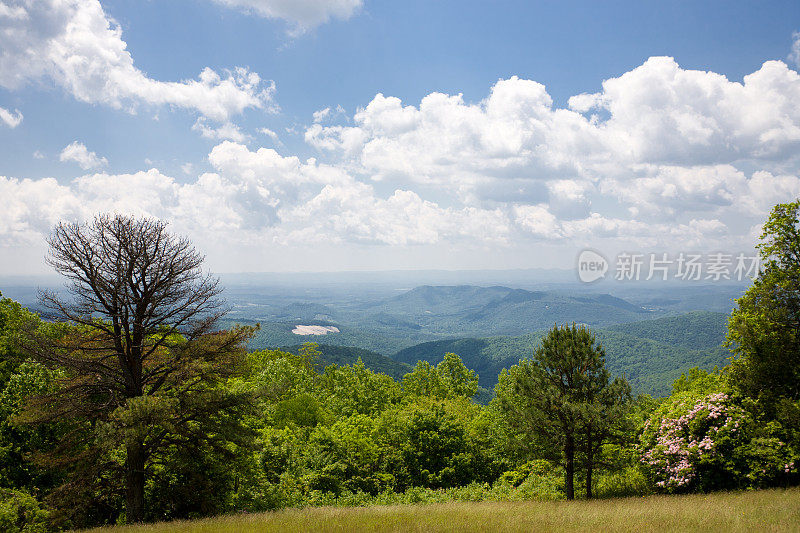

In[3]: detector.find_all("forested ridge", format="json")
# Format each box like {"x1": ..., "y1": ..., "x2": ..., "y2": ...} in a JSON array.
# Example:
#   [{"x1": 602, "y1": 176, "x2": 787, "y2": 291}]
[
  {"x1": 261, "y1": 310, "x2": 730, "y2": 398},
  {"x1": 391, "y1": 314, "x2": 730, "y2": 397}
]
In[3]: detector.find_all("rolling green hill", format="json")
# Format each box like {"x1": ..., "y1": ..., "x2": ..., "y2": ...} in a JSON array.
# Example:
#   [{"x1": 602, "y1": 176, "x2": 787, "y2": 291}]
[
  {"x1": 369, "y1": 285, "x2": 652, "y2": 335},
  {"x1": 604, "y1": 311, "x2": 728, "y2": 350},
  {"x1": 220, "y1": 287, "x2": 734, "y2": 398},
  {"x1": 223, "y1": 310, "x2": 732, "y2": 397},
  {"x1": 390, "y1": 312, "x2": 732, "y2": 397}
]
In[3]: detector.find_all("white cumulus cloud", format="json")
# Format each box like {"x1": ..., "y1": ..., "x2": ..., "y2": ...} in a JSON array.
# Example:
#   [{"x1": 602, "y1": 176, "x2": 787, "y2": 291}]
[
  {"x1": 59, "y1": 141, "x2": 108, "y2": 170},
  {"x1": 0, "y1": 0, "x2": 273, "y2": 121},
  {"x1": 302, "y1": 57, "x2": 800, "y2": 252},
  {"x1": 5, "y1": 56, "x2": 800, "y2": 269},
  {"x1": 0, "y1": 142, "x2": 511, "y2": 250}
]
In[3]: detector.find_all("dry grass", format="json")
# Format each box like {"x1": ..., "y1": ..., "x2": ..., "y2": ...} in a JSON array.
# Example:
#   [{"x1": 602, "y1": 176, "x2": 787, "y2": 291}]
[{"x1": 87, "y1": 487, "x2": 800, "y2": 533}]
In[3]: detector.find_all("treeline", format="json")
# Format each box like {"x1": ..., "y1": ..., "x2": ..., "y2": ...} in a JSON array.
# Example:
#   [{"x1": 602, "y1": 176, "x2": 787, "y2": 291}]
[
  {"x1": 0, "y1": 201, "x2": 798, "y2": 530},
  {"x1": 391, "y1": 325, "x2": 731, "y2": 397}
]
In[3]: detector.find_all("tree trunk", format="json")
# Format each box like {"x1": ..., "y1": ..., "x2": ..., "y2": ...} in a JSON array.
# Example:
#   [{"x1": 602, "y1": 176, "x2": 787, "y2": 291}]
[
  {"x1": 586, "y1": 425, "x2": 593, "y2": 499},
  {"x1": 565, "y1": 432, "x2": 575, "y2": 500},
  {"x1": 125, "y1": 442, "x2": 146, "y2": 523}
]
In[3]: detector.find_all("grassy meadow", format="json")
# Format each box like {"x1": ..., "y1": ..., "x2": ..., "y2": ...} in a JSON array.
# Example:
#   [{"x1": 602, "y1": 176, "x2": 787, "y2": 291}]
[{"x1": 88, "y1": 487, "x2": 800, "y2": 533}]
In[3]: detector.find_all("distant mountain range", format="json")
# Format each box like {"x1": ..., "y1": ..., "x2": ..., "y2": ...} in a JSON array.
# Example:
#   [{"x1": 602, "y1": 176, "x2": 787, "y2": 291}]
[
  {"x1": 248, "y1": 312, "x2": 731, "y2": 398},
  {"x1": 364, "y1": 285, "x2": 652, "y2": 335},
  {"x1": 2, "y1": 279, "x2": 742, "y2": 398},
  {"x1": 216, "y1": 284, "x2": 737, "y2": 398}
]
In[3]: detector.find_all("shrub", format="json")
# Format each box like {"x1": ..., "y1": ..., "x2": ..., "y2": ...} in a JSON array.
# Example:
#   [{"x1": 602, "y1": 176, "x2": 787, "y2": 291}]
[
  {"x1": 640, "y1": 392, "x2": 748, "y2": 491},
  {"x1": 640, "y1": 391, "x2": 798, "y2": 493},
  {"x1": 0, "y1": 489, "x2": 50, "y2": 533},
  {"x1": 595, "y1": 467, "x2": 651, "y2": 498}
]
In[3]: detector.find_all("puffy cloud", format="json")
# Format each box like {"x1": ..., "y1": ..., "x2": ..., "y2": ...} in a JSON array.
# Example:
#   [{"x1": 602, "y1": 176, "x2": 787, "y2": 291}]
[
  {"x1": 547, "y1": 179, "x2": 593, "y2": 219},
  {"x1": 306, "y1": 79, "x2": 605, "y2": 193},
  {"x1": 0, "y1": 142, "x2": 510, "y2": 249},
  {"x1": 0, "y1": 0, "x2": 273, "y2": 121},
  {"x1": 513, "y1": 204, "x2": 562, "y2": 239},
  {"x1": 288, "y1": 184, "x2": 510, "y2": 245},
  {"x1": 6, "y1": 56, "x2": 800, "y2": 265},
  {"x1": 560, "y1": 215, "x2": 728, "y2": 248},
  {"x1": 740, "y1": 170, "x2": 800, "y2": 215},
  {"x1": 59, "y1": 141, "x2": 107, "y2": 170},
  {"x1": 0, "y1": 106, "x2": 22, "y2": 127},
  {"x1": 312, "y1": 107, "x2": 331, "y2": 123},
  {"x1": 203, "y1": 141, "x2": 510, "y2": 244},
  {"x1": 311, "y1": 106, "x2": 349, "y2": 125},
  {"x1": 600, "y1": 165, "x2": 746, "y2": 216},
  {"x1": 511, "y1": 203, "x2": 729, "y2": 250},
  {"x1": 302, "y1": 57, "x2": 800, "y2": 252},
  {"x1": 209, "y1": 0, "x2": 363, "y2": 34},
  {"x1": 600, "y1": 165, "x2": 800, "y2": 220},
  {"x1": 312, "y1": 58, "x2": 800, "y2": 185},
  {"x1": 569, "y1": 57, "x2": 800, "y2": 165},
  {"x1": 0, "y1": 176, "x2": 79, "y2": 243},
  {"x1": 259, "y1": 127, "x2": 280, "y2": 141}
]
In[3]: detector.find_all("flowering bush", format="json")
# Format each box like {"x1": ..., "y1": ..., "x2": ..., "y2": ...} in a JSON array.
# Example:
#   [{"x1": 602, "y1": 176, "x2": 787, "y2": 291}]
[
  {"x1": 640, "y1": 390, "x2": 797, "y2": 492},
  {"x1": 640, "y1": 392, "x2": 747, "y2": 491}
]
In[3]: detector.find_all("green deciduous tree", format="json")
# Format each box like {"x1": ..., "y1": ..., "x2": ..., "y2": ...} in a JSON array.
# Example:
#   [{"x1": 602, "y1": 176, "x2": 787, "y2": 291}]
[
  {"x1": 0, "y1": 294, "x2": 42, "y2": 387},
  {"x1": 728, "y1": 199, "x2": 800, "y2": 410},
  {"x1": 402, "y1": 353, "x2": 478, "y2": 400},
  {"x1": 497, "y1": 323, "x2": 630, "y2": 499},
  {"x1": 318, "y1": 358, "x2": 401, "y2": 417}
]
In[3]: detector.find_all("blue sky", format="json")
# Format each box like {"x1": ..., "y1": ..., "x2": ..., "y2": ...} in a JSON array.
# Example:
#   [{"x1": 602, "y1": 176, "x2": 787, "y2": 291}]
[{"x1": 2, "y1": 0, "x2": 800, "y2": 274}]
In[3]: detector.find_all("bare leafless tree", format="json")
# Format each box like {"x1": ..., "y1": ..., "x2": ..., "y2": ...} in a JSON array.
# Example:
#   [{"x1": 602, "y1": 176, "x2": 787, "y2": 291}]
[{"x1": 22, "y1": 214, "x2": 254, "y2": 524}]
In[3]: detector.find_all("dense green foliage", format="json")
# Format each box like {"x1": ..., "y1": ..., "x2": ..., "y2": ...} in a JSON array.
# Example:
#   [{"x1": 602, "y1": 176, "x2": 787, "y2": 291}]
[
  {"x1": 605, "y1": 311, "x2": 729, "y2": 350},
  {"x1": 0, "y1": 285, "x2": 797, "y2": 528},
  {"x1": 392, "y1": 315, "x2": 731, "y2": 397},
  {"x1": 0, "y1": 488, "x2": 50, "y2": 533},
  {"x1": 285, "y1": 344, "x2": 413, "y2": 380}
]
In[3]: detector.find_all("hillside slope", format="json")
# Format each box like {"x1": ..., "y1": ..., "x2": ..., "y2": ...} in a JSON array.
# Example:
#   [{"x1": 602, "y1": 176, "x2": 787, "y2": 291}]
[
  {"x1": 391, "y1": 312, "x2": 731, "y2": 397},
  {"x1": 371, "y1": 285, "x2": 651, "y2": 335},
  {"x1": 605, "y1": 311, "x2": 728, "y2": 350}
]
